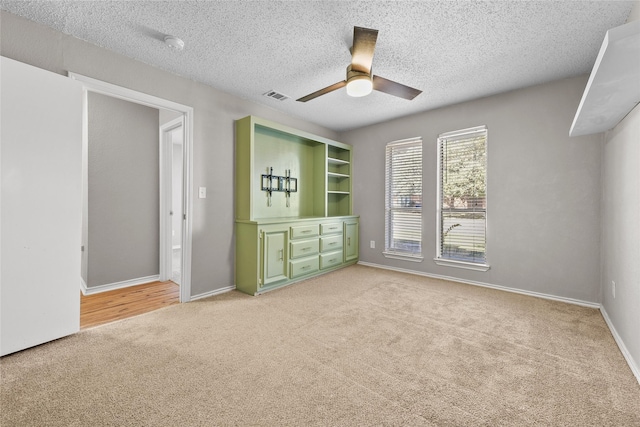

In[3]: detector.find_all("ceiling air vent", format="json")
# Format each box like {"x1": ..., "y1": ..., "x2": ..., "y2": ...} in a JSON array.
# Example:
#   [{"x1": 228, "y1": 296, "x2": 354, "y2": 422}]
[{"x1": 263, "y1": 90, "x2": 289, "y2": 101}]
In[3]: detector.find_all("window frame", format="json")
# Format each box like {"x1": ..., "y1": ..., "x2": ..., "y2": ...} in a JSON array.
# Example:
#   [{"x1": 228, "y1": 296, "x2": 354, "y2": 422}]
[
  {"x1": 434, "y1": 126, "x2": 490, "y2": 271},
  {"x1": 383, "y1": 137, "x2": 424, "y2": 262}
]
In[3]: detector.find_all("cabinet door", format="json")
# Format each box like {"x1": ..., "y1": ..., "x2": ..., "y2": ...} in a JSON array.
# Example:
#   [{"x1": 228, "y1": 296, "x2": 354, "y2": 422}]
[
  {"x1": 262, "y1": 230, "x2": 288, "y2": 286},
  {"x1": 344, "y1": 220, "x2": 359, "y2": 262}
]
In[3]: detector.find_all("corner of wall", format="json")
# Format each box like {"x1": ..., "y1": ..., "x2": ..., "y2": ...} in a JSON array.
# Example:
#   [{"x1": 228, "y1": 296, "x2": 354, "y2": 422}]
[
  {"x1": 627, "y1": 1, "x2": 640, "y2": 22},
  {"x1": 600, "y1": 306, "x2": 640, "y2": 384}
]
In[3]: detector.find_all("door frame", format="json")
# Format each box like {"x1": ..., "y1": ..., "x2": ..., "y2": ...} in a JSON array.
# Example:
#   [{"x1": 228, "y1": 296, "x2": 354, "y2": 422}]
[{"x1": 69, "y1": 72, "x2": 194, "y2": 303}]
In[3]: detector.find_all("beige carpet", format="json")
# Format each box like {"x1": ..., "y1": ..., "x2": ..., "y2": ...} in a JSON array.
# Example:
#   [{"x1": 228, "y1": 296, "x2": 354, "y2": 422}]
[{"x1": 2, "y1": 265, "x2": 639, "y2": 426}]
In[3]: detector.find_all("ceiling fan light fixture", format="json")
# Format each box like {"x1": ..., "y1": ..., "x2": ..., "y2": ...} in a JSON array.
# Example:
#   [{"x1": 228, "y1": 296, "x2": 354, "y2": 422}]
[
  {"x1": 346, "y1": 74, "x2": 373, "y2": 97},
  {"x1": 296, "y1": 27, "x2": 421, "y2": 102}
]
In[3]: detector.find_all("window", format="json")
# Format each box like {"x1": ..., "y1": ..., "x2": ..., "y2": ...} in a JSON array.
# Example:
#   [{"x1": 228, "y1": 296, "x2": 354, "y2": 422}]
[
  {"x1": 435, "y1": 126, "x2": 489, "y2": 271},
  {"x1": 384, "y1": 138, "x2": 423, "y2": 261}
]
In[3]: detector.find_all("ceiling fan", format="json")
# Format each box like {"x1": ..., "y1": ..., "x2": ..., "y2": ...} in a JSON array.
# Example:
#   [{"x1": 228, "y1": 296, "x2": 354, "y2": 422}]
[{"x1": 296, "y1": 26, "x2": 422, "y2": 102}]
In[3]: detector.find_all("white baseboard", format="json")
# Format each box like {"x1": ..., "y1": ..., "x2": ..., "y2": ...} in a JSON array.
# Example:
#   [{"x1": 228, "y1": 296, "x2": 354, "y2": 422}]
[
  {"x1": 357, "y1": 261, "x2": 600, "y2": 308},
  {"x1": 190, "y1": 285, "x2": 235, "y2": 301},
  {"x1": 600, "y1": 306, "x2": 640, "y2": 385},
  {"x1": 80, "y1": 277, "x2": 88, "y2": 295},
  {"x1": 82, "y1": 274, "x2": 161, "y2": 295}
]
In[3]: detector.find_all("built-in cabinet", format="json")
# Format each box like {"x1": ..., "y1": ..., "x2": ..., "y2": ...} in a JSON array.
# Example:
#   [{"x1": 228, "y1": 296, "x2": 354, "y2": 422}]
[{"x1": 235, "y1": 116, "x2": 359, "y2": 295}]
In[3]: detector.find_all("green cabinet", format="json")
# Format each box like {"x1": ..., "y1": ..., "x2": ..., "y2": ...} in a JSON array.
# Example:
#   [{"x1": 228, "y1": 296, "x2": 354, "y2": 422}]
[
  {"x1": 344, "y1": 219, "x2": 359, "y2": 262},
  {"x1": 236, "y1": 217, "x2": 359, "y2": 295},
  {"x1": 235, "y1": 116, "x2": 359, "y2": 295},
  {"x1": 261, "y1": 229, "x2": 288, "y2": 286}
]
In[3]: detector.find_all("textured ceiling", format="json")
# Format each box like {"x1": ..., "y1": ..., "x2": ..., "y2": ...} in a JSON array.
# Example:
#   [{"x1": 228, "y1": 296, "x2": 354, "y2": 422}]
[{"x1": 0, "y1": 1, "x2": 634, "y2": 131}]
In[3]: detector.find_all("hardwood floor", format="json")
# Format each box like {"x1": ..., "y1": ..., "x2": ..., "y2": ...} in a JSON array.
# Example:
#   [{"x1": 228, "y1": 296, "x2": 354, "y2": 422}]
[{"x1": 80, "y1": 281, "x2": 180, "y2": 329}]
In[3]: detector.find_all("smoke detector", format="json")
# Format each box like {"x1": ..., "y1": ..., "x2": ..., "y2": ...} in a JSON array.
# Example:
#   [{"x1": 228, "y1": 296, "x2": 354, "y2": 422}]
[{"x1": 164, "y1": 35, "x2": 184, "y2": 51}]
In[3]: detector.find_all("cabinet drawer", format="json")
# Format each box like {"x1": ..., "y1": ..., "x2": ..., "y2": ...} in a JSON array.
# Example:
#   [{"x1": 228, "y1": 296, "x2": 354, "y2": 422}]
[
  {"x1": 320, "y1": 251, "x2": 343, "y2": 270},
  {"x1": 290, "y1": 256, "x2": 319, "y2": 278},
  {"x1": 290, "y1": 224, "x2": 318, "y2": 239},
  {"x1": 320, "y1": 222, "x2": 342, "y2": 235},
  {"x1": 320, "y1": 234, "x2": 343, "y2": 252},
  {"x1": 290, "y1": 238, "x2": 319, "y2": 259}
]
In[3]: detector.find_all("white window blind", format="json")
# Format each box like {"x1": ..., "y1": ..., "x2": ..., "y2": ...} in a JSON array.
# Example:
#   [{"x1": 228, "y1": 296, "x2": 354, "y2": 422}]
[
  {"x1": 437, "y1": 126, "x2": 487, "y2": 266},
  {"x1": 385, "y1": 138, "x2": 422, "y2": 258}
]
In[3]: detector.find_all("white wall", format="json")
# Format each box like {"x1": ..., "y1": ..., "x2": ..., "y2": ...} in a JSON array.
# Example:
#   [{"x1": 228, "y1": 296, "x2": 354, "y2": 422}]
[
  {"x1": 1, "y1": 11, "x2": 339, "y2": 297},
  {"x1": 601, "y1": 103, "x2": 640, "y2": 380},
  {"x1": 340, "y1": 76, "x2": 603, "y2": 304},
  {"x1": 600, "y1": 0, "x2": 640, "y2": 383}
]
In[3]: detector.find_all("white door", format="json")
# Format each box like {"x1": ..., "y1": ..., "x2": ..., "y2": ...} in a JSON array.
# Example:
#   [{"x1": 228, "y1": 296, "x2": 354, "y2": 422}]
[
  {"x1": 1, "y1": 57, "x2": 83, "y2": 356},
  {"x1": 171, "y1": 128, "x2": 184, "y2": 284}
]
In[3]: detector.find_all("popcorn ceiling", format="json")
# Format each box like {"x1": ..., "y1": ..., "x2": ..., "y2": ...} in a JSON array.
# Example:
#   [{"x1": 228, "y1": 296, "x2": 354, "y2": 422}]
[{"x1": 0, "y1": 1, "x2": 633, "y2": 131}]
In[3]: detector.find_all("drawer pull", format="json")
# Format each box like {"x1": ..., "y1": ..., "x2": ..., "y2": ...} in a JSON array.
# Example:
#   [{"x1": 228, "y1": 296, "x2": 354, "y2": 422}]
[
  {"x1": 302, "y1": 265, "x2": 311, "y2": 270},
  {"x1": 329, "y1": 258, "x2": 337, "y2": 263},
  {"x1": 329, "y1": 242, "x2": 336, "y2": 246},
  {"x1": 301, "y1": 230, "x2": 311, "y2": 233},
  {"x1": 302, "y1": 247, "x2": 311, "y2": 251}
]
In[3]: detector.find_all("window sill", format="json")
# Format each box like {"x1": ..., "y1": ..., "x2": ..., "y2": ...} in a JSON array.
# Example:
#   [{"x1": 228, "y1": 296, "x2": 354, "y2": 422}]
[
  {"x1": 383, "y1": 251, "x2": 424, "y2": 262},
  {"x1": 433, "y1": 258, "x2": 490, "y2": 272}
]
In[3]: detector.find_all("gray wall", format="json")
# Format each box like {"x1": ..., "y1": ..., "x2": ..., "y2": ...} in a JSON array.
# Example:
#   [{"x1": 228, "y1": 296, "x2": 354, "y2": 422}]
[
  {"x1": 600, "y1": 1, "x2": 640, "y2": 382},
  {"x1": 87, "y1": 92, "x2": 159, "y2": 287},
  {"x1": 1, "y1": 11, "x2": 339, "y2": 297},
  {"x1": 339, "y1": 76, "x2": 603, "y2": 303}
]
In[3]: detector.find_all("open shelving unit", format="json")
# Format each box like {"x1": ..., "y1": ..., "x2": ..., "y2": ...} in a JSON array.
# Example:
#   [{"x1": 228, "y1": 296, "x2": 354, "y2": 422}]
[
  {"x1": 326, "y1": 145, "x2": 351, "y2": 216},
  {"x1": 235, "y1": 115, "x2": 353, "y2": 219}
]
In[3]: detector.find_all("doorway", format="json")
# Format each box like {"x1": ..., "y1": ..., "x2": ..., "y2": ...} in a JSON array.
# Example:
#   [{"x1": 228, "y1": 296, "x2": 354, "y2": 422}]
[
  {"x1": 161, "y1": 118, "x2": 184, "y2": 286},
  {"x1": 70, "y1": 72, "x2": 193, "y2": 303}
]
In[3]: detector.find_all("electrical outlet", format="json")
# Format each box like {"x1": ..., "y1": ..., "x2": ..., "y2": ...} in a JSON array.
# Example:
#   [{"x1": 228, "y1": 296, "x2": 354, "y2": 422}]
[
  {"x1": 370, "y1": 240, "x2": 375, "y2": 249},
  {"x1": 612, "y1": 281, "x2": 616, "y2": 298}
]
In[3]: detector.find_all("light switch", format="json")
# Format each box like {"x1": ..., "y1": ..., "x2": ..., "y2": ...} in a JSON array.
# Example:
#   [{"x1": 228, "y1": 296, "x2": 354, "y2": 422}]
[{"x1": 199, "y1": 187, "x2": 207, "y2": 198}]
